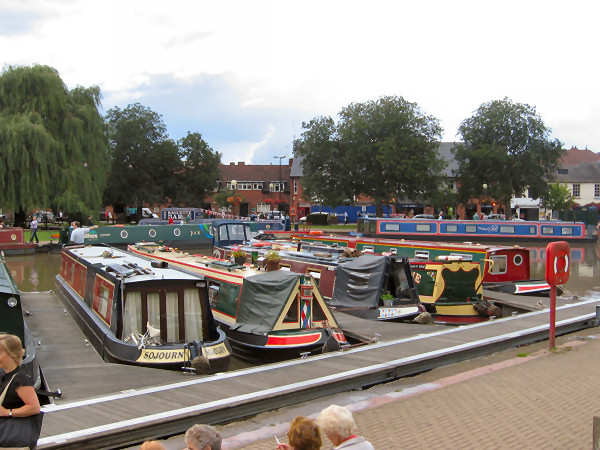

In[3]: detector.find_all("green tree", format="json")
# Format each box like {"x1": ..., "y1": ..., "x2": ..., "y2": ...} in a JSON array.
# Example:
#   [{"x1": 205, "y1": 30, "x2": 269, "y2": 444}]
[
  {"x1": 104, "y1": 103, "x2": 181, "y2": 220},
  {"x1": 295, "y1": 96, "x2": 445, "y2": 215},
  {"x1": 0, "y1": 65, "x2": 108, "y2": 224},
  {"x1": 542, "y1": 181, "x2": 574, "y2": 211},
  {"x1": 454, "y1": 98, "x2": 564, "y2": 212},
  {"x1": 176, "y1": 132, "x2": 222, "y2": 206}
]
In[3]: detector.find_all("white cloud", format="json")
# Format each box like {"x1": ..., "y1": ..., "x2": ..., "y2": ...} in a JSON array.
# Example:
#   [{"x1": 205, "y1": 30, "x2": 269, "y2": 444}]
[{"x1": 1, "y1": 0, "x2": 600, "y2": 162}]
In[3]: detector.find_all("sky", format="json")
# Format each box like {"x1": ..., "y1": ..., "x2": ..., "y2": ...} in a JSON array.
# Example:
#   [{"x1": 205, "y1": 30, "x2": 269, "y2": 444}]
[{"x1": 1, "y1": 0, "x2": 599, "y2": 165}]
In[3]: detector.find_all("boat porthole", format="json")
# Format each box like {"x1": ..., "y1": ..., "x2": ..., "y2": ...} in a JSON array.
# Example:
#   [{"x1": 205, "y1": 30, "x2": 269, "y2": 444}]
[
  {"x1": 7, "y1": 297, "x2": 17, "y2": 307},
  {"x1": 174, "y1": 228, "x2": 181, "y2": 237},
  {"x1": 513, "y1": 254, "x2": 523, "y2": 266},
  {"x1": 149, "y1": 229, "x2": 157, "y2": 238},
  {"x1": 120, "y1": 230, "x2": 128, "y2": 239}
]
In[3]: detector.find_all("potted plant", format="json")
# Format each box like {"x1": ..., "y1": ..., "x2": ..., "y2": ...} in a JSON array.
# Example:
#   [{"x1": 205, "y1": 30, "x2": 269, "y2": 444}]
[
  {"x1": 231, "y1": 247, "x2": 247, "y2": 265},
  {"x1": 264, "y1": 249, "x2": 281, "y2": 271},
  {"x1": 381, "y1": 293, "x2": 395, "y2": 307}
]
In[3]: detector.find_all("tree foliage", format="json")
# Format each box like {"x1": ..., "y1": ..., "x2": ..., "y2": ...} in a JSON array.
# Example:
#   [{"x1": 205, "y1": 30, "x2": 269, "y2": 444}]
[
  {"x1": 104, "y1": 103, "x2": 181, "y2": 211},
  {"x1": 454, "y1": 97, "x2": 564, "y2": 209},
  {"x1": 0, "y1": 65, "x2": 108, "y2": 221},
  {"x1": 295, "y1": 96, "x2": 445, "y2": 215},
  {"x1": 176, "y1": 132, "x2": 222, "y2": 206},
  {"x1": 542, "y1": 181, "x2": 574, "y2": 211}
]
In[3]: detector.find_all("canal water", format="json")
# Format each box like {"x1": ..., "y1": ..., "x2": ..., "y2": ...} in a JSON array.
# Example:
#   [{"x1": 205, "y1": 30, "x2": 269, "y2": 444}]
[{"x1": 5, "y1": 243, "x2": 600, "y2": 299}]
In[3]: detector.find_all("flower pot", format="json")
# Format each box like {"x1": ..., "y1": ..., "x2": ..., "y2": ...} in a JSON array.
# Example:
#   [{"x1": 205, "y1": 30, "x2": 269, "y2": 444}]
[
  {"x1": 234, "y1": 256, "x2": 246, "y2": 265},
  {"x1": 266, "y1": 260, "x2": 280, "y2": 271}
]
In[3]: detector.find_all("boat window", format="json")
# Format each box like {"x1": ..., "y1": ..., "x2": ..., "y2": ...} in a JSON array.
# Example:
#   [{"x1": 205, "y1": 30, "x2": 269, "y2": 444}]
[
  {"x1": 385, "y1": 223, "x2": 400, "y2": 232},
  {"x1": 445, "y1": 224, "x2": 458, "y2": 233},
  {"x1": 416, "y1": 224, "x2": 432, "y2": 232},
  {"x1": 307, "y1": 269, "x2": 321, "y2": 287},
  {"x1": 147, "y1": 293, "x2": 161, "y2": 335},
  {"x1": 279, "y1": 264, "x2": 291, "y2": 271},
  {"x1": 465, "y1": 225, "x2": 477, "y2": 233},
  {"x1": 97, "y1": 286, "x2": 110, "y2": 318},
  {"x1": 123, "y1": 291, "x2": 142, "y2": 338},
  {"x1": 414, "y1": 250, "x2": 429, "y2": 260},
  {"x1": 283, "y1": 297, "x2": 299, "y2": 323},
  {"x1": 166, "y1": 292, "x2": 179, "y2": 342},
  {"x1": 499, "y1": 226, "x2": 515, "y2": 234},
  {"x1": 228, "y1": 224, "x2": 248, "y2": 241},
  {"x1": 541, "y1": 226, "x2": 554, "y2": 235},
  {"x1": 312, "y1": 299, "x2": 327, "y2": 322},
  {"x1": 561, "y1": 227, "x2": 574, "y2": 235},
  {"x1": 513, "y1": 254, "x2": 524, "y2": 266},
  {"x1": 489, "y1": 255, "x2": 507, "y2": 274},
  {"x1": 183, "y1": 288, "x2": 203, "y2": 341},
  {"x1": 363, "y1": 246, "x2": 374, "y2": 253}
]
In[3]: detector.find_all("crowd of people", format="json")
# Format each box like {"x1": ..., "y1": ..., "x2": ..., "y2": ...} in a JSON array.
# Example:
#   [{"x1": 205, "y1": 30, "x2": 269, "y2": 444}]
[{"x1": 137, "y1": 404, "x2": 374, "y2": 449}]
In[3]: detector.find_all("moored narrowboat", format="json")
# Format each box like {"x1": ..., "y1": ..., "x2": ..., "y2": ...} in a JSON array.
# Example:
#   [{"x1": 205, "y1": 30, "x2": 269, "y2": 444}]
[
  {"x1": 356, "y1": 216, "x2": 595, "y2": 242},
  {"x1": 0, "y1": 252, "x2": 41, "y2": 388},
  {"x1": 0, "y1": 227, "x2": 37, "y2": 255},
  {"x1": 128, "y1": 243, "x2": 349, "y2": 364},
  {"x1": 54, "y1": 245, "x2": 230, "y2": 373}
]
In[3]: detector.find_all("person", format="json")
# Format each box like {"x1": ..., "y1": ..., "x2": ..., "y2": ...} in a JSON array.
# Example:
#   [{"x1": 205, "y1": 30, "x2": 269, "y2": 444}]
[
  {"x1": 344, "y1": 212, "x2": 348, "y2": 224},
  {"x1": 472, "y1": 211, "x2": 480, "y2": 220},
  {"x1": 277, "y1": 416, "x2": 322, "y2": 450},
  {"x1": 168, "y1": 216, "x2": 174, "y2": 225},
  {"x1": 185, "y1": 424, "x2": 222, "y2": 450},
  {"x1": 438, "y1": 210, "x2": 444, "y2": 220},
  {"x1": 0, "y1": 333, "x2": 41, "y2": 430},
  {"x1": 70, "y1": 221, "x2": 98, "y2": 244},
  {"x1": 86, "y1": 215, "x2": 94, "y2": 226},
  {"x1": 317, "y1": 405, "x2": 374, "y2": 449},
  {"x1": 139, "y1": 440, "x2": 166, "y2": 450},
  {"x1": 0, "y1": 221, "x2": 4, "y2": 228},
  {"x1": 29, "y1": 215, "x2": 39, "y2": 243}
]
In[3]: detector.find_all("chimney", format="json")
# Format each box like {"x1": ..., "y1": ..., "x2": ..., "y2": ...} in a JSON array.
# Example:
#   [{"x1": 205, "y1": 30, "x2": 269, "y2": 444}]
[{"x1": 238, "y1": 161, "x2": 245, "y2": 165}]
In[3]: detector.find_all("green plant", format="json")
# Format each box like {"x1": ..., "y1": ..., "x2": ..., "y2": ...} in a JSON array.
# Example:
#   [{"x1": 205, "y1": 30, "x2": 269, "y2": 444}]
[
  {"x1": 231, "y1": 247, "x2": 246, "y2": 258},
  {"x1": 265, "y1": 250, "x2": 281, "y2": 262}
]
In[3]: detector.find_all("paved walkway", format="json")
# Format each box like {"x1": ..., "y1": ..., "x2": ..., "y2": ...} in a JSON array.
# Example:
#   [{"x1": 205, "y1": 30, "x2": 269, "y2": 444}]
[{"x1": 139, "y1": 328, "x2": 600, "y2": 449}]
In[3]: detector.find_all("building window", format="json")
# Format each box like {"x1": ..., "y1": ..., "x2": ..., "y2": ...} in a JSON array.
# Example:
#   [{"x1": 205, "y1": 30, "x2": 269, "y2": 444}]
[
  {"x1": 294, "y1": 179, "x2": 298, "y2": 195},
  {"x1": 253, "y1": 182, "x2": 263, "y2": 190},
  {"x1": 237, "y1": 182, "x2": 253, "y2": 190},
  {"x1": 256, "y1": 203, "x2": 270, "y2": 213},
  {"x1": 572, "y1": 184, "x2": 581, "y2": 198},
  {"x1": 595, "y1": 184, "x2": 600, "y2": 198},
  {"x1": 270, "y1": 182, "x2": 284, "y2": 192}
]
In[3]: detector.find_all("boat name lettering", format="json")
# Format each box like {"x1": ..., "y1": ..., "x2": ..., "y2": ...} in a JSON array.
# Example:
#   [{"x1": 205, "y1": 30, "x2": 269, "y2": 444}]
[
  {"x1": 137, "y1": 349, "x2": 188, "y2": 362},
  {"x1": 190, "y1": 230, "x2": 204, "y2": 237},
  {"x1": 85, "y1": 233, "x2": 98, "y2": 240},
  {"x1": 203, "y1": 343, "x2": 230, "y2": 358},
  {"x1": 477, "y1": 225, "x2": 499, "y2": 232},
  {"x1": 413, "y1": 273, "x2": 421, "y2": 283}
]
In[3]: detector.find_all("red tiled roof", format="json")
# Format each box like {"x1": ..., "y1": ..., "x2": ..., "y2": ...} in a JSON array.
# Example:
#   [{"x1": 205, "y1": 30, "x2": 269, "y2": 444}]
[{"x1": 560, "y1": 147, "x2": 600, "y2": 166}]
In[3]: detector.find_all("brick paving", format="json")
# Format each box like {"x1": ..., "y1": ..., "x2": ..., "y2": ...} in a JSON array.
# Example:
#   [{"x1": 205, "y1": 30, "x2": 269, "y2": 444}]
[{"x1": 227, "y1": 331, "x2": 600, "y2": 449}]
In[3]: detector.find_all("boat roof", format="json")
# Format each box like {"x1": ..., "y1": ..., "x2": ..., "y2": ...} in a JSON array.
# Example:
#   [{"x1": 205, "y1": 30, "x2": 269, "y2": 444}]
[
  {"x1": 0, "y1": 254, "x2": 19, "y2": 295},
  {"x1": 64, "y1": 245, "x2": 203, "y2": 284}
]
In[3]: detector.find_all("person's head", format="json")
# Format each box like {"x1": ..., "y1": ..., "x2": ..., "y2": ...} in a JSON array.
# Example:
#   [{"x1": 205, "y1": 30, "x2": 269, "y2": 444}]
[
  {"x1": 185, "y1": 424, "x2": 222, "y2": 450},
  {"x1": 0, "y1": 333, "x2": 25, "y2": 370},
  {"x1": 317, "y1": 405, "x2": 357, "y2": 446},
  {"x1": 139, "y1": 440, "x2": 166, "y2": 450},
  {"x1": 286, "y1": 416, "x2": 322, "y2": 450},
  {"x1": 73, "y1": 221, "x2": 81, "y2": 228}
]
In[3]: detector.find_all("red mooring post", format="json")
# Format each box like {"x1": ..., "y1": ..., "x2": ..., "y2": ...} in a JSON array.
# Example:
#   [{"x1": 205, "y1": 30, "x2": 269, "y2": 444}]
[{"x1": 545, "y1": 241, "x2": 570, "y2": 350}]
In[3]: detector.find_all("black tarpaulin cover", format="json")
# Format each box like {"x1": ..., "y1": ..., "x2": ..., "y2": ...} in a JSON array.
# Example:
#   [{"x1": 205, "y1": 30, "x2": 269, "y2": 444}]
[
  {"x1": 233, "y1": 270, "x2": 300, "y2": 334},
  {"x1": 330, "y1": 255, "x2": 388, "y2": 309}
]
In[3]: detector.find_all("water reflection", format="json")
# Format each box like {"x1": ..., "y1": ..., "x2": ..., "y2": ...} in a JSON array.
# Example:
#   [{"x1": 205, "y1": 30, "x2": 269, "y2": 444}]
[{"x1": 4, "y1": 244, "x2": 600, "y2": 299}]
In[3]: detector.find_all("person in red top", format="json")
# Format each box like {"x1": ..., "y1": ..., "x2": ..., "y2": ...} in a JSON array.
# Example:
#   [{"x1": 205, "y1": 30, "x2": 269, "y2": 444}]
[{"x1": 168, "y1": 216, "x2": 174, "y2": 225}]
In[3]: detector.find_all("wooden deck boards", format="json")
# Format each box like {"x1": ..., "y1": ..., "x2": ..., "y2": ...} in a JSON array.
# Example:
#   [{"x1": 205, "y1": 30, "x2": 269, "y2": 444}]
[{"x1": 20, "y1": 292, "x2": 599, "y2": 449}]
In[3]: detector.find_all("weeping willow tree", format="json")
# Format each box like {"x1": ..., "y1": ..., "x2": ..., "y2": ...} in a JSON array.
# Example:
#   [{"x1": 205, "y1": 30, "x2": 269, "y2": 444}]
[{"x1": 0, "y1": 65, "x2": 109, "y2": 224}]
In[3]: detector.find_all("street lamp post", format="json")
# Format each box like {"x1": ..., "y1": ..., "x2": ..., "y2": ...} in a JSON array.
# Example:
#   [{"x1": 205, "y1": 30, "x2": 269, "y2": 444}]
[
  {"x1": 230, "y1": 180, "x2": 237, "y2": 217},
  {"x1": 274, "y1": 155, "x2": 286, "y2": 209}
]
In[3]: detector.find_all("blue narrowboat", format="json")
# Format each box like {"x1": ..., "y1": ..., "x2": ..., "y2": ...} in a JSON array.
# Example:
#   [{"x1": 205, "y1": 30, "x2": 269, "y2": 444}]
[{"x1": 357, "y1": 217, "x2": 595, "y2": 243}]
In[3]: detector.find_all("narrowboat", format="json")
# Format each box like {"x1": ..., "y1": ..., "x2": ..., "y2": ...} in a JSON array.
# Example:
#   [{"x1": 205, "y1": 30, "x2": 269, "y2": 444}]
[
  {"x1": 409, "y1": 259, "x2": 499, "y2": 324},
  {"x1": 328, "y1": 254, "x2": 426, "y2": 322},
  {"x1": 0, "y1": 227, "x2": 37, "y2": 255},
  {"x1": 54, "y1": 245, "x2": 231, "y2": 373},
  {"x1": 0, "y1": 252, "x2": 41, "y2": 388},
  {"x1": 356, "y1": 216, "x2": 596, "y2": 243},
  {"x1": 211, "y1": 220, "x2": 551, "y2": 296},
  {"x1": 128, "y1": 243, "x2": 349, "y2": 364}
]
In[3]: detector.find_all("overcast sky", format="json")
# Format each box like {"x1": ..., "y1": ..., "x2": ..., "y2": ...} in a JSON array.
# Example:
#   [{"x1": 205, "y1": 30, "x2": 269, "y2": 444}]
[{"x1": 1, "y1": 0, "x2": 599, "y2": 164}]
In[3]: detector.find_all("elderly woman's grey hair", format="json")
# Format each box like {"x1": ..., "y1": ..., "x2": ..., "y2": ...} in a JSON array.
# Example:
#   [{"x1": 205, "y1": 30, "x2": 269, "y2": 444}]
[
  {"x1": 317, "y1": 404, "x2": 358, "y2": 438},
  {"x1": 185, "y1": 424, "x2": 222, "y2": 450}
]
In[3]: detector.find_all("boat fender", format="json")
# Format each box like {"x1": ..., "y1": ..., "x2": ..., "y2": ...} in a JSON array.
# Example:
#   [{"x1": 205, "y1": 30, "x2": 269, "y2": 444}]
[
  {"x1": 322, "y1": 328, "x2": 341, "y2": 353},
  {"x1": 188, "y1": 340, "x2": 211, "y2": 375},
  {"x1": 150, "y1": 260, "x2": 168, "y2": 268}
]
